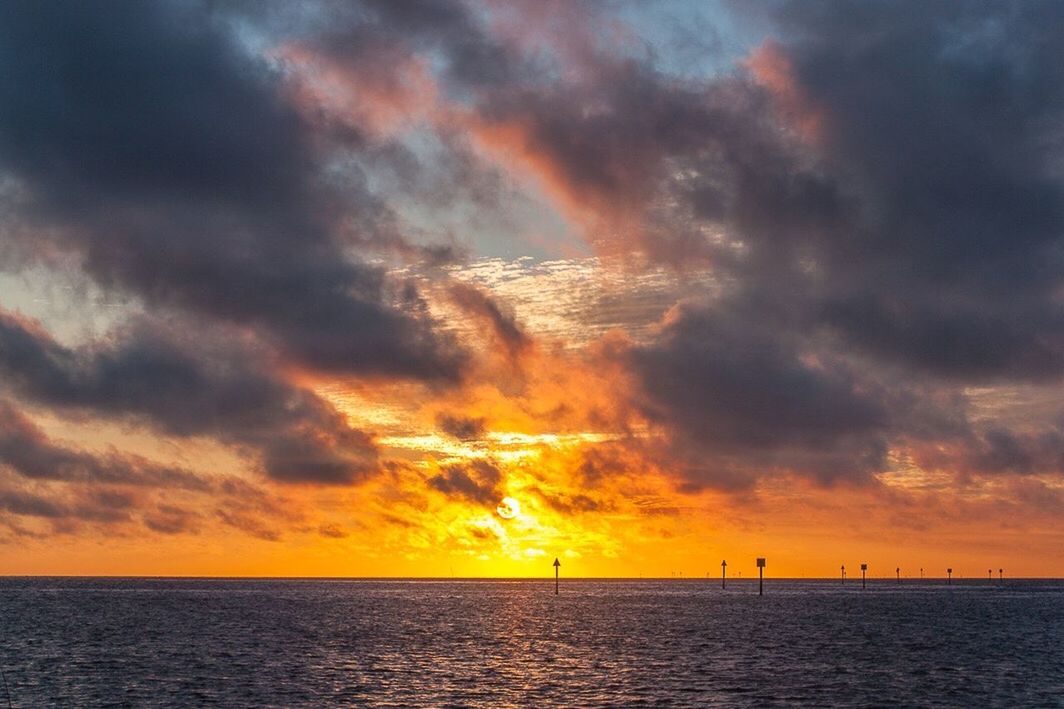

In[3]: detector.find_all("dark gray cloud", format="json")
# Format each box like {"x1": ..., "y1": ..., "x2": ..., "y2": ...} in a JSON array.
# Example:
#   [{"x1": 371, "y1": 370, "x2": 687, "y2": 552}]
[
  {"x1": 0, "y1": 400, "x2": 208, "y2": 489},
  {"x1": 0, "y1": 486, "x2": 132, "y2": 525},
  {"x1": 0, "y1": 309, "x2": 377, "y2": 484},
  {"x1": 916, "y1": 424, "x2": 1064, "y2": 479},
  {"x1": 427, "y1": 459, "x2": 502, "y2": 505},
  {"x1": 143, "y1": 505, "x2": 201, "y2": 535},
  {"x1": 767, "y1": 0, "x2": 1064, "y2": 381},
  {"x1": 529, "y1": 486, "x2": 613, "y2": 515},
  {"x1": 436, "y1": 413, "x2": 487, "y2": 441},
  {"x1": 0, "y1": 489, "x2": 68, "y2": 519},
  {"x1": 0, "y1": 0, "x2": 464, "y2": 382},
  {"x1": 448, "y1": 283, "x2": 531, "y2": 363},
  {"x1": 0, "y1": 398, "x2": 302, "y2": 539},
  {"x1": 303, "y1": 0, "x2": 525, "y2": 89},
  {"x1": 627, "y1": 303, "x2": 892, "y2": 487},
  {"x1": 654, "y1": 1, "x2": 1064, "y2": 485}
]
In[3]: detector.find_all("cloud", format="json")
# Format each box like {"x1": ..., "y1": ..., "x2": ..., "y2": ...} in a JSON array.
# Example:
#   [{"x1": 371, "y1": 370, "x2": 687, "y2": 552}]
[
  {"x1": 410, "y1": 0, "x2": 1064, "y2": 384},
  {"x1": 0, "y1": 399, "x2": 207, "y2": 489},
  {"x1": 0, "y1": 485, "x2": 134, "y2": 525},
  {"x1": 0, "y1": 308, "x2": 378, "y2": 484},
  {"x1": 914, "y1": 425, "x2": 1064, "y2": 479},
  {"x1": 0, "y1": 398, "x2": 308, "y2": 540},
  {"x1": 0, "y1": 489, "x2": 68, "y2": 519},
  {"x1": 215, "y1": 507, "x2": 283, "y2": 542},
  {"x1": 0, "y1": 0, "x2": 465, "y2": 383},
  {"x1": 427, "y1": 459, "x2": 502, "y2": 505},
  {"x1": 447, "y1": 282, "x2": 531, "y2": 363},
  {"x1": 406, "y1": 0, "x2": 1064, "y2": 490},
  {"x1": 625, "y1": 303, "x2": 891, "y2": 487},
  {"x1": 436, "y1": 413, "x2": 487, "y2": 441},
  {"x1": 530, "y1": 486, "x2": 613, "y2": 515},
  {"x1": 143, "y1": 505, "x2": 201, "y2": 535},
  {"x1": 759, "y1": 1, "x2": 1064, "y2": 381},
  {"x1": 318, "y1": 522, "x2": 350, "y2": 539}
]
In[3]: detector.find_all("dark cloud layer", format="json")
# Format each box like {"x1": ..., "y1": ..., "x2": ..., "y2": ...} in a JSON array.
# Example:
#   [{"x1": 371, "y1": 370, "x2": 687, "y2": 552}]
[
  {"x1": 627, "y1": 304, "x2": 893, "y2": 487},
  {"x1": 0, "y1": 309, "x2": 376, "y2": 484},
  {"x1": 436, "y1": 413, "x2": 487, "y2": 441},
  {"x1": 0, "y1": 488, "x2": 122, "y2": 523},
  {"x1": 0, "y1": 400, "x2": 206, "y2": 489},
  {"x1": 448, "y1": 283, "x2": 531, "y2": 363},
  {"x1": 427, "y1": 459, "x2": 502, "y2": 506},
  {"x1": 0, "y1": 0, "x2": 463, "y2": 382},
  {"x1": 772, "y1": 1, "x2": 1064, "y2": 381}
]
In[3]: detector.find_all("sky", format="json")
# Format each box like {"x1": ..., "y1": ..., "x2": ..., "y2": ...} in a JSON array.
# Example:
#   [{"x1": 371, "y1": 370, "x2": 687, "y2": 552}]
[{"x1": 0, "y1": 0, "x2": 1062, "y2": 578}]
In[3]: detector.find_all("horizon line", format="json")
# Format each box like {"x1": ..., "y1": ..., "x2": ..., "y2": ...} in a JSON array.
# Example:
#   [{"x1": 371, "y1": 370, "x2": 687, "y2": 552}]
[{"x1": 3, "y1": 574, "x2": 1061, "y2": 581}]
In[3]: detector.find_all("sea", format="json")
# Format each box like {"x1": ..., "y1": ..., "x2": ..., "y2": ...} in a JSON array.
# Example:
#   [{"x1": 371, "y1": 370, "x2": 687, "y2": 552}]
[{"x1": 0, "y1": 577, "x2": 1060, "y2": 707}]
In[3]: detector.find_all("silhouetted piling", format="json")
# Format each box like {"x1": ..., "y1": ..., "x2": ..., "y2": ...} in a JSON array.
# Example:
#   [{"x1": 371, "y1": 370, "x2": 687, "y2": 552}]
[
  {"x1": 896, "y1": 567, "x2": 900, "y2": 584},
  {"x1": 999, "y1": 568, "x2": 1003, "y2": 584},
  {"x1": 861, "y1": 563, "x2": 867, "y2": 590},
  {"x1": 553, "y1": 557, "x2": 560, "y2": 595},
  {"x1": 721, "y1": 559, "x2": 727, "y2": 590},
  {"x1": 988, "y1": 569, "x2": 992, "y2": 584},
  {"x1": 757, "y1": 557, "x2": 766, "y2": 596},
  {"x1": 841, "y1": 564, "x2": 845, "y2": 585},
  {"x1": 947, "y1": 567, "x2": 952, "y2": 585}
]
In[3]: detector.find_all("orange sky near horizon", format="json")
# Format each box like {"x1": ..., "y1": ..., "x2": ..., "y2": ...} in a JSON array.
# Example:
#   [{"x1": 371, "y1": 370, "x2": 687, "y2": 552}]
[{"x1": 2, "y1": 364, "x2": 1060, "y2": 578}]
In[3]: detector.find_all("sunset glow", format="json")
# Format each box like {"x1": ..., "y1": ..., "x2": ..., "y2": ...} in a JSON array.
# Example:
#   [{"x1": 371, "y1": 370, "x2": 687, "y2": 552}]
[{"x1": 0, "y1": 0, "x2": 1062, "y2": 581}]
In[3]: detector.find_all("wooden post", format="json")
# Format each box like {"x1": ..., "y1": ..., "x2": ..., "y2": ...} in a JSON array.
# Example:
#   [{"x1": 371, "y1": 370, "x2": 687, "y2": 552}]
[
  {"x1": 861, "y1": 563, "x2": 867, "y2": 590},
  {"x1": 721, "y1": 559, "x2": 727, "y2": 590},
  {"x1": 756, "y1": 557, "x2": 766, "y2": 596},
  {"x1": 841, "y1": 564, "x2": 845, "y2": 585},
  {"x1": 553, "y1": 557, "x2": 560, "y2": 595},
  {"x1": 896, "y1": 567, "x2": 900, "y2": 584},
  {"x1": 947, "y1": 568, "x2": 952, "y2": 585}
]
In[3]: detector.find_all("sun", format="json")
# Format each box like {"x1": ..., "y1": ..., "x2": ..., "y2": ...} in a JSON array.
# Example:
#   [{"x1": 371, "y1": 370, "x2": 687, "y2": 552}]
[{"x1": 496, "y1": 497, "x2": 521, "y2": 520}]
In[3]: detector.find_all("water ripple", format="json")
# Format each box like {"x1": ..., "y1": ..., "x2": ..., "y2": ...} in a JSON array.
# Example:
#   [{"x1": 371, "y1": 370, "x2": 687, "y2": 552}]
[{"x1": 0, "y1": 578, "x2": 1060, "y2": 707}]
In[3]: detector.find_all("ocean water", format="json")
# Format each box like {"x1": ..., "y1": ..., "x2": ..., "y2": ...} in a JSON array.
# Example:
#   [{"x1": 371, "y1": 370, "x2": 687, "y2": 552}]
[{"x1": 0, "y1": 578, "x2": 1060, "y2": 707}]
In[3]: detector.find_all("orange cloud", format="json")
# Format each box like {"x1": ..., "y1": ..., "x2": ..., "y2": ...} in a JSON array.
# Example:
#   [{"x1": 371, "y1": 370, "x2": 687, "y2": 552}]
[
  {"x1": 276, "y1": 42, "x2": 440, "y2": 139},
  {"x1": 745, "y1": 40, "x2": 824, "y2": 145}
]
